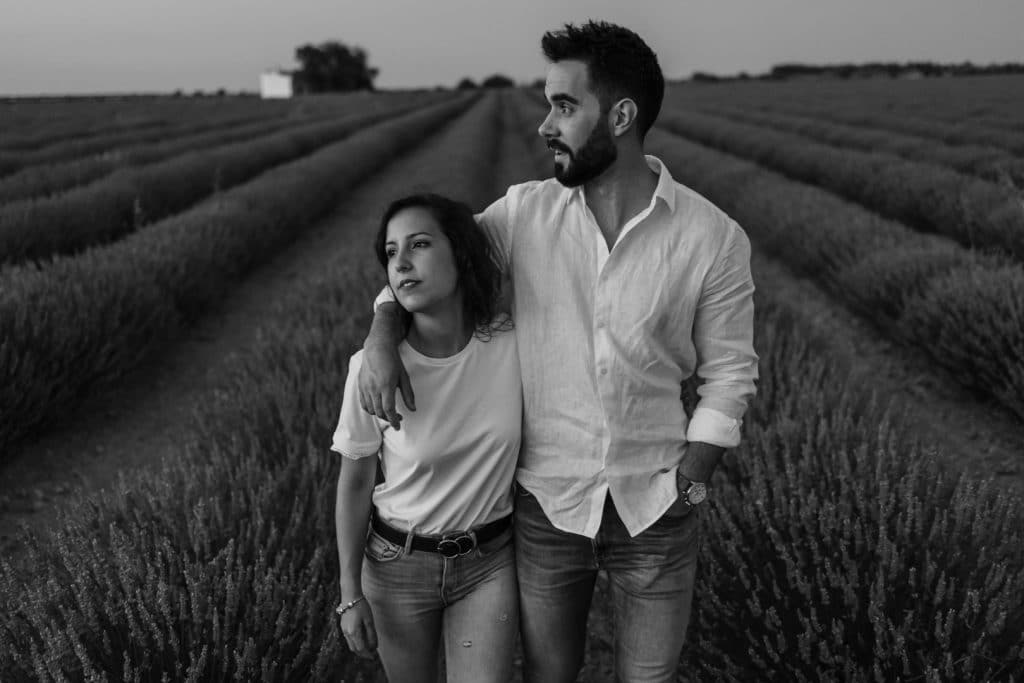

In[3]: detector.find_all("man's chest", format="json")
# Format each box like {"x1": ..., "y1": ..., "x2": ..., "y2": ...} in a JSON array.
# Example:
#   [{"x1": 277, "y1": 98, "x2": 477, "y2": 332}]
[
  {"x1": 512, "y1": 214, "x2": 707, "y2": 307},
  {"x1": 508, "y1": 213, "x2": 710, "y2": 353}
]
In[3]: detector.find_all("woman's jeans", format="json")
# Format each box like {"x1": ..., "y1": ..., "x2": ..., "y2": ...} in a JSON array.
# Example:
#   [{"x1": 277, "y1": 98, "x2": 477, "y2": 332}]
[
  {"x1": 515, "y1": 486, "x2": 700, "y2": 683},
  {"x1": 361, "y1": 525, "x2": 519, "y2": 683}
]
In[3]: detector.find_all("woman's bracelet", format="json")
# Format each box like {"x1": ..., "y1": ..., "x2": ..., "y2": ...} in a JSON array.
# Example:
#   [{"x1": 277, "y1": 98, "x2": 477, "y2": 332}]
[{"x1": 335, "y1": 595, "x2": 365, "y2": 616}]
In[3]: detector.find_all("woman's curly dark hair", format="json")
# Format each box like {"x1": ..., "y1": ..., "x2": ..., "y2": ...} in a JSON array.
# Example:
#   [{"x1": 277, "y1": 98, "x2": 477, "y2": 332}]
[{"x1": 375, "y1": 193, "x2": 511, "y2": 340}]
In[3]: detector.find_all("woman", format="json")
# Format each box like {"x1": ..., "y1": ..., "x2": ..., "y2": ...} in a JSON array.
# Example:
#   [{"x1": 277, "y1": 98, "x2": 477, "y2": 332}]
[{"x1": 331, "y1": 194, "x2": 521, "y2": 683}]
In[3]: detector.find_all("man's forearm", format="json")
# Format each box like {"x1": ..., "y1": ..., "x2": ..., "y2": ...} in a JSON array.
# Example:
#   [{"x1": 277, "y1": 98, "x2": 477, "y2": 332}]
[
  {"x1": 365, "y1": 301, "x2": 409, "y2": 350},
  {"x1": 360, "y1": 300, "x2": 415, "y2": 423},
  {"x1": 679, "y1": 441, "x2": 725, "y2": 483}
]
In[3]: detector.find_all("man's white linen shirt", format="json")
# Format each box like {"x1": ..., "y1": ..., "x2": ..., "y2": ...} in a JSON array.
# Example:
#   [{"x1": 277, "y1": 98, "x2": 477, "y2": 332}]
[{"x1": 478, "y1": 156, "x2": 757, "y2": 538}]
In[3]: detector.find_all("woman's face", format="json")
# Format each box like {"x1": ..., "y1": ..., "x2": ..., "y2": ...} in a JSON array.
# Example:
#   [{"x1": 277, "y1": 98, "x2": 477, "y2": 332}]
[{"x1": 385, "y1": 207, "x2": 460, "y2": 315}]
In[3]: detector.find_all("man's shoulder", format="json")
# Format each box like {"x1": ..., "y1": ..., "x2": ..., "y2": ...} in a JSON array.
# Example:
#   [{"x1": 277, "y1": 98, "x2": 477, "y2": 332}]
[
  {"x1": 666, "y1": 178, "x2": 745, "y2": 246},
  {"x1": 502, "y1": 177, "x2": 566, "y2": 209},
  {"x1": 670, "y1": 179, "x2": 731, "y2": 222}
]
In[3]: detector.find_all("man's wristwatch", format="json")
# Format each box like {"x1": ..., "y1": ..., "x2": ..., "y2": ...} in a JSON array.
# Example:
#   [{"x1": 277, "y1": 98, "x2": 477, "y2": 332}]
[{"x1": 676, "y1": 471, "x2": 708, "y2": 508}]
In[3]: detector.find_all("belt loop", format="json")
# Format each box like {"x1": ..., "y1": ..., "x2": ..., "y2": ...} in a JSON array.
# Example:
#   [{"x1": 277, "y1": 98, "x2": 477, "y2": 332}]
[
  {"x1": 366, "y1": 508, "x2": 378, "y2": 542},
  {"x1": 403, "y1": 523, "x2": 416, "y2": 555}
]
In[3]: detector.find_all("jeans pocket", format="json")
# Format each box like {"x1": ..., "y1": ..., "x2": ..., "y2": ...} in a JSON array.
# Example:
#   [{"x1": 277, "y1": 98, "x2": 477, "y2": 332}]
[
  {"x1": 364, "y1": 529, "x2": 405, "y2": 563},
  {"x1": 659, "y1": 494, "x2": 695, "y2": 524}
]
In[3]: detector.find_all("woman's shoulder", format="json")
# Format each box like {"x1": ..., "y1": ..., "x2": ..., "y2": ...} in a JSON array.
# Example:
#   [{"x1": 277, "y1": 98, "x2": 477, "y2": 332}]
[
  {"x1": 473, "y1": 315, "x2": 518, "y2": 358},
  {"x1": 480, "y1": 313, "x2": 516, "y2": 343}
]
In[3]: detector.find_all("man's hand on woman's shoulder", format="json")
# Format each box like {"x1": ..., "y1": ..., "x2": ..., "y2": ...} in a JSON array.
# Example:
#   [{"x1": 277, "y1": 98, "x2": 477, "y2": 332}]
[
  {"x1": 358, "y1": 301, "x2": 415, "y2": 430},
  {"x1": 358, "y1": 341, "x2": 414, "y2": 431}
]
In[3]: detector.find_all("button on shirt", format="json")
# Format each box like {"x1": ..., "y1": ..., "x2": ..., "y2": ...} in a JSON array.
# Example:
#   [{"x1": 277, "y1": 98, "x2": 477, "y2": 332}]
[{"x1": 478, "y1": 156, "x2": 758, "y2": 537}]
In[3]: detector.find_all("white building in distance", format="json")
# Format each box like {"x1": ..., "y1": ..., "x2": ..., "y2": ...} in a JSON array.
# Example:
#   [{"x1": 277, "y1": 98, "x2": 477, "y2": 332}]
[{"x1": 259, "y1": 70, "x2": 294, "y2": 99}]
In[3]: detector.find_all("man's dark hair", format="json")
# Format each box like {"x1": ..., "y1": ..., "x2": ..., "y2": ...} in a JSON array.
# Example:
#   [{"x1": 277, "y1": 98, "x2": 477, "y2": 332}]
[
  {"x1": 375, "y1": 193, "x2": 509, "y2": 339},
  {"x1": 541, "y1": 20, "x2": 664, "y2": 139}
]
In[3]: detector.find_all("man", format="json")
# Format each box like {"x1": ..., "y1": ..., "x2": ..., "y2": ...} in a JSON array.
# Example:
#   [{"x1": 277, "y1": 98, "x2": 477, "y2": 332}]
[{"x1": 358, "y1": 21, "x2": 757, "y2": 683}]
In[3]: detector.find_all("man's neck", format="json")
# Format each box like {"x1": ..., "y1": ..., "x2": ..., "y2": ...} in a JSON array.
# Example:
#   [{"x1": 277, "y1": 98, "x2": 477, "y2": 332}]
[{"x1": 582, "y1": 150, "x2": 659, "y2": 250}]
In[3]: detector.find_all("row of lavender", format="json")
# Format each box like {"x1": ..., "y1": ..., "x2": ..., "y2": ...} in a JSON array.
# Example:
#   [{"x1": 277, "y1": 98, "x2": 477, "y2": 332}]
[
  {"x1": 669, "y1": 75, "x2": 1024, "y2": 145},
  {"x1": 0, "y1": 91, "x2": 454, "y2": 263},
  {"x1": 0, "y1": 93, "x2": 380, "y2": 158}
]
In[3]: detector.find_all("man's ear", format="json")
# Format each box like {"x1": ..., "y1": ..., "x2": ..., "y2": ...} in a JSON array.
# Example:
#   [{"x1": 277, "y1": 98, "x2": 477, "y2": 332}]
[{"x1": 609, "y1": 98, "x2": 639, "y2": 138}]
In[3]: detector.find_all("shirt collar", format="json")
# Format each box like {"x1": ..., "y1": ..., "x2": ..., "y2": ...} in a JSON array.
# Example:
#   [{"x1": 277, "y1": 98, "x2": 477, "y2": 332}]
[
  {"x1": 645, "y1": 155, "x2": 677, "y2": 214},
  {"x1": 565, "y1": 155, "x2": 676, "y2": 214}
]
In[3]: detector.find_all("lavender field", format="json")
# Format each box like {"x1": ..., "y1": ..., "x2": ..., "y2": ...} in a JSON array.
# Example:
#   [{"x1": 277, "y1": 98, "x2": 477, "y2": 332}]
[{"x1": 1, "y1": 77, "x2": 1023, "y2": 681}]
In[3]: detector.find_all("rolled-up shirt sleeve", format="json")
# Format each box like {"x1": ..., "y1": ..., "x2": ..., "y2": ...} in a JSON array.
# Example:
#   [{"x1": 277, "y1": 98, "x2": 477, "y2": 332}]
[{"x1": 686, "y1": 221, "x2": 758, "y2": 448}]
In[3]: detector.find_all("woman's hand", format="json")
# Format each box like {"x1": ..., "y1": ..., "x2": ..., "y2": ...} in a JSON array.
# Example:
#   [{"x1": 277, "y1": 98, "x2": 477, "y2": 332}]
[{"x1": 340, "y1": 600, "x2": 378, "y2": 659}]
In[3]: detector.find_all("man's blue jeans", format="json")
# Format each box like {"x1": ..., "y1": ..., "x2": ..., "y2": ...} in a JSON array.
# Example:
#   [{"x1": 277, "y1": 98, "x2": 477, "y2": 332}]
[
  {"x1": 362, "y1": 525, "x2": 519, "y2": 683},
  {"x1": 515, "y1": 486, "x2": 700, "y2": 683}
]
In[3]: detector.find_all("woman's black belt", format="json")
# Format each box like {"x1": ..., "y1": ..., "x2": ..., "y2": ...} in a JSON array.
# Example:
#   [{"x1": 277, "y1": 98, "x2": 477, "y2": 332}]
[{"x1": 371, "y1": 512, "x2": 512, "y2": 558}]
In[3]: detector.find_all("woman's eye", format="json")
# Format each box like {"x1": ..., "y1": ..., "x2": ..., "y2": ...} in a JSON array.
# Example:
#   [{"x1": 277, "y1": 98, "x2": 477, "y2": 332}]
[
  {"x1": 386, "y1": 249, "x2": 396, "y2": 258},
  {"x1": 413, "y1": 240, "x2": 430, "y2": 249}
]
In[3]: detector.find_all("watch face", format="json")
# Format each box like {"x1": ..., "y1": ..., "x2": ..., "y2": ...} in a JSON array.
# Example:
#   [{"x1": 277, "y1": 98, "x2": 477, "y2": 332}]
[{"x1": 686, "y1": 482, "x2": 708, "y2": 505}]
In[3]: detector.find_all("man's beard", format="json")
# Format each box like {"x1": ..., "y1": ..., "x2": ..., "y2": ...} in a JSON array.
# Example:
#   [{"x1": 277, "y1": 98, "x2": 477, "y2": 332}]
[{"x1": 551, "y1": 118, "x2": 618, "y2": 188}]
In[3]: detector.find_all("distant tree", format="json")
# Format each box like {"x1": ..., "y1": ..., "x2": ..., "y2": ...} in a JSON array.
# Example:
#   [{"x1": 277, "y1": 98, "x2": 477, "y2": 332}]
[
  {"x1": 770, "y1": 63, "x2": 817, "y2": 80},
  {"x1": 691, "y1": 72, "x2": 721, "y2": 83},
  {"x1": 835, "y1": 63, "x2": 857, "y2": 79},
  {"x1": 456, "y1": 77, "x2": 477, "y2": 90},
  {"x1": 481, "y1": 74, "x2": 515, "y2": 89},
  {"x1": 293, "y1": 40, "x2": 379, "y2": 93}
]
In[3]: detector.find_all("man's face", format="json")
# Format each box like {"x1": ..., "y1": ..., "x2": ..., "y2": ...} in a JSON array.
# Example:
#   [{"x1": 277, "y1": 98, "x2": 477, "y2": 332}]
[{"x1": 539, "y1": 60, "x2": 618, "y2": 187}]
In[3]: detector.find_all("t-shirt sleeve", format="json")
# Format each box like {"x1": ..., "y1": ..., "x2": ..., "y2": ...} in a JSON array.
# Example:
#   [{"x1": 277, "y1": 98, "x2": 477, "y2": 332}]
[
  {"x1": 330, "y1": 351, "x2": 383, "y2": 459},
  {"x1": 373, "y1": 285, "x2": 396, "y2": 312}
]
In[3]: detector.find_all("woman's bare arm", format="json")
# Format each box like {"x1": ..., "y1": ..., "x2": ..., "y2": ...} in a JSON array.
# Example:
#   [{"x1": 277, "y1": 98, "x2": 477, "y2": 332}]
[{"x1": 335, "y1": 454, "x2": 379, "y2": 658}]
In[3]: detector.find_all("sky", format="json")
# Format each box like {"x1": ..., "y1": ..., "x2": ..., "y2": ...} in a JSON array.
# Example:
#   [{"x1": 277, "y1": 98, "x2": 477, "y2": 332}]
[{"x1": 1, "y1": 0, "x2": 1022, "y2": 95}]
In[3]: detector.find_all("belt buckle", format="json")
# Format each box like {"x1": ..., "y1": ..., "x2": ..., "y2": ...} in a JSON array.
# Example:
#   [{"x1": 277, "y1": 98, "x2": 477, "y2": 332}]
[{"x1": 437, "y1": 530, "x2": 476, "y2": 558}]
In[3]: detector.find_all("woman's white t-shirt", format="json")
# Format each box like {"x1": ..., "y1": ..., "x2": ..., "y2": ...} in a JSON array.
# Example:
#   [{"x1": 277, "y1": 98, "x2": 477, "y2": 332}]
[{"x1": 331, "y1": 325, "x2": 522, "y2": 535}]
